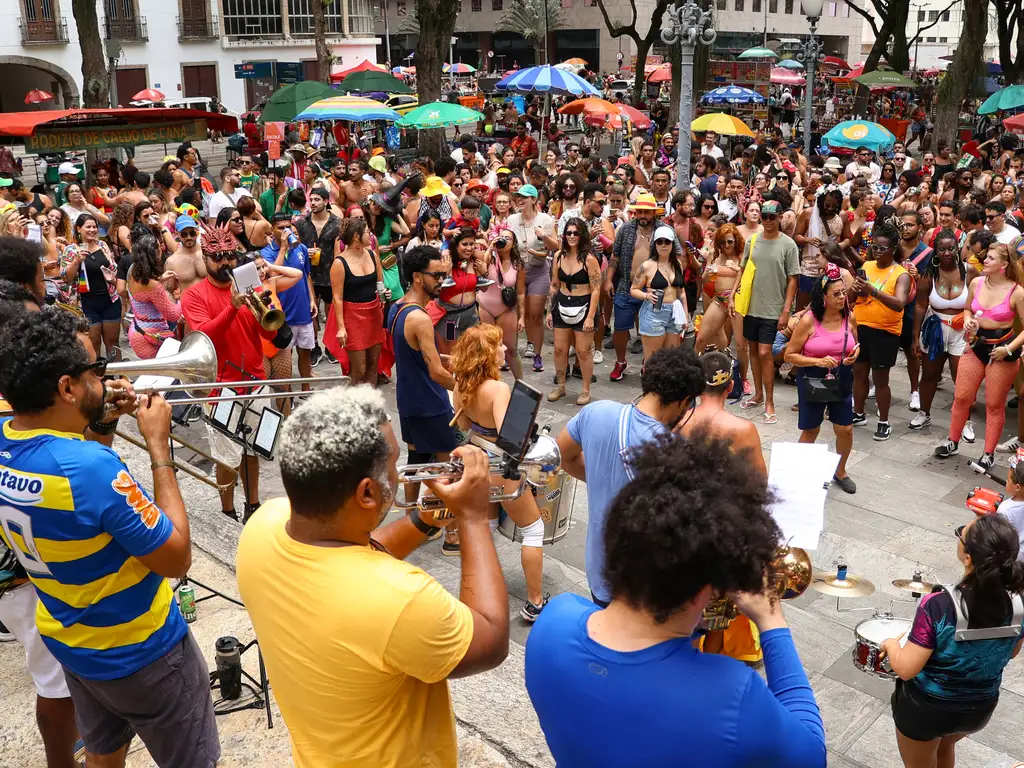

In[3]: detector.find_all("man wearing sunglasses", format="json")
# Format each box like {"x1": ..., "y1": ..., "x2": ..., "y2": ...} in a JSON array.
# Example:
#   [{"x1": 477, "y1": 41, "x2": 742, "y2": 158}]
[
  {"x1": 163, "y1": 216, "x2": 207, "y2": 299},
  {"x1": 985, "y1": 201, "x2": 1021, "y2": 245},
  {"x1": 0, "y1": 308, "x2": 220, "y2": 768},
  {"x1": 844, "y1": 146, "x2": 880, "y2": 184}
]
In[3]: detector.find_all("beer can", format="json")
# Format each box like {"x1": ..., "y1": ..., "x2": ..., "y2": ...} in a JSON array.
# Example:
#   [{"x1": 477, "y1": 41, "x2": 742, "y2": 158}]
[
  {"x1": 178, "y1": 584, "x2": 197, "y2": 623},
  {"x1": 287, "y1": 229, "x2": 299, "y2": 247},
  {"x1": 653, "y1": 289, "x2": 665, "y2": 311}
]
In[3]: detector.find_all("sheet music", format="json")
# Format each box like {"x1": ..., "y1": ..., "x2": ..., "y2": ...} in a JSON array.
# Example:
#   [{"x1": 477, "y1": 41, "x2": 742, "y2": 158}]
[{"x1": 767, "y1": 442, "x2": 840, "y2": 551}]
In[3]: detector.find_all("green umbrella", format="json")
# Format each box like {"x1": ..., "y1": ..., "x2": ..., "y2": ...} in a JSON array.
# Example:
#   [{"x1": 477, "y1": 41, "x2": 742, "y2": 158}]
[
  {"x1": 853, "y1": 70, "x2": 919, "y2": 88},
  {"x1": 979, "y1": 84, "x2": 1024, "y2": 115},
  {"x1": 395, "y1": 101, "x2": 483, "y2": 129},
  {"x1": 336, "y1": 70, "x2": 414, "y2": 95},
  {"x1": 738, "y1": 47, "x2": 778, "y2": 59},
  {"x1": 259, "y1": 81, "x2": 337, "y2": 123}
]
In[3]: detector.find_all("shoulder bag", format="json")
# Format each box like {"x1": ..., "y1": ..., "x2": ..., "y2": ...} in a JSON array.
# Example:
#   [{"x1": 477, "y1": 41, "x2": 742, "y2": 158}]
[
  {"x1": 803, "y1": 315, "x2": 848, "y2": 403},
  {"x1": 733, "y1": 233, "x2": 757, "y2": 316},
  {"x1": 494, "y1": 259, "x2": 518, "y2": 308}
]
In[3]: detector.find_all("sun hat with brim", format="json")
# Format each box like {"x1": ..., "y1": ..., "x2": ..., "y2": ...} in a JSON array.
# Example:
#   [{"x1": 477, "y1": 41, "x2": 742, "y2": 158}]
[
  {"x1": 290, "y1": 144, "x2": 306, "y2": 153},
  {"x1": 368, "y1": 156, "x2": 387, "y2": 174},
  {"x1": 515, "y1": 184, "x2": 539, "y2": 198},
  {"x1": 653, "y1": 225, "x2": 676, "y2": 243},
  {"x1": 824, "y1": 157, "x2": 843, "y2": 170},
  {"x1": 629, "y1": 193, "x2": 658, "y2": 211},
  {"x1": 58, "y1": 162, "x2": 79, "y2": 176},
  {"x1": 421, "y1": 176, "x2": 452, "y2": 198}
]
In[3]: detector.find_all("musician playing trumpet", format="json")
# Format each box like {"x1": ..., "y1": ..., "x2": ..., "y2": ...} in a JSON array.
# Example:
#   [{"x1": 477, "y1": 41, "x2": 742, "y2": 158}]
[{"x1": 181, "y1": 225, "x2": 281, "y2": 522}]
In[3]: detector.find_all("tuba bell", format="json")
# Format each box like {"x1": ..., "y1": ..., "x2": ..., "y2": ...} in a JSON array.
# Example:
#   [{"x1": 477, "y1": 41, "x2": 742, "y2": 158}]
[
  {"x1": 701, "y1": 546, "x2": 813, "y2": 631},
  {"x1": 104, "y1": 332, "x2": 218, "y2": 385}
]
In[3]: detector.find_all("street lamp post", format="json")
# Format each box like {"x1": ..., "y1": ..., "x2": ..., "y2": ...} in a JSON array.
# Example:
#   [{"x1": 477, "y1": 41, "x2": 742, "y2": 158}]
[
  {"x1": 796, "y1": 0, "x2": 825, "y2": 159},
  {"x1": 661, "y1": 2, "x2": 717, "y2": 191}
]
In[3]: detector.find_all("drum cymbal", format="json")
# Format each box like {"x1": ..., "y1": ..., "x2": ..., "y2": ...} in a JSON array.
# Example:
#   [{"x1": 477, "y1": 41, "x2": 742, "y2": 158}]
[
  {"x1": 892, "y1": 577, "x2": 934, "y2": 593},
  {"x1": 811, "y1": 573, "x2": 876, "y2": 597}
]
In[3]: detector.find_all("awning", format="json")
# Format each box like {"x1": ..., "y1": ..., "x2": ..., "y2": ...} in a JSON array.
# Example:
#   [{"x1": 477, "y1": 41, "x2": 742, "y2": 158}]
[{"x1": 0, "y1": 107, "x2": 238, "y2": 137}]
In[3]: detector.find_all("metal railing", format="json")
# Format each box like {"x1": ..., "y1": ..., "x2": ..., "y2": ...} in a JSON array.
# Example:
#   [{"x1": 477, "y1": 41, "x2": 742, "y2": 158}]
[
  {"x1": 177, "y1": 16, "x2": 219, "y2": 40},
  {"x1": 104, "y1": 16, "x2": 148, "y2": 41},
  {"x1": 20, "y1": 16, "x2": 69, "y2": 44}
]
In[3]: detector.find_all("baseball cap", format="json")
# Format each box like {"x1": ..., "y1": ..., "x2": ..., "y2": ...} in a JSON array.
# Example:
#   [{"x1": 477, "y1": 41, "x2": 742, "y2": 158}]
[
  {"x1": 175, "y1": 216, "x2": 199, "y2": 233},
  {"x1": 496, "y1": 166, "x2": 512, "y2": 175},
  {"x1": 761, "y1": 200, "x2": 782, "y2": 215},
  {"x1": 653, "y1": 225, "x2": 676, "y2": 243},
  {"x1": 515, "y1": 184, "x2": 539, "y2": 198},
  {"x1": 0, "y1": 178, "x2": 12, "y2": 188},
  {"x1": 58, "y1": 162, "x2": 79, "y2": 176}
]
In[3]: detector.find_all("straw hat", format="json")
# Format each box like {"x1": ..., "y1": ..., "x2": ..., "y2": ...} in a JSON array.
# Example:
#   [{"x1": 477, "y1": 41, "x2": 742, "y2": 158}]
[{"x1": 629, "y1": 193, "x2": 658, "y2": 211}]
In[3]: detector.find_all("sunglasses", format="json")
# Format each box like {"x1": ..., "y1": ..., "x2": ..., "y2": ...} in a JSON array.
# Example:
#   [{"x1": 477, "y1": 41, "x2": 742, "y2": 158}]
[
  {"x1": 955, "y1": 524, "x2": 967, "y2": 547},
  {"x1": 776, "y1": 175, "x2": 788, "y2": 181},
  {"x1": 761, "y1": 214, "x2": 778, "y2": 221},
  {"x1": 654, "y1": 239, "x2": 673, "y2": 246},
  {"x1": 565, "y1": 231, "x2": 581, "y2": 237},
  {"x1": 702, "y1": 203, "x2": 716, "y2": 210},
  {"x1": 229, "y1": 216, "x2": 243, "y2": 223},
  {"x1": 986, "y1": 214, "x2": 999, "y2": 221},
  {"x1": 180, "y1": 229, "x2": 198, "y2": 238},
  {"x1": 419, "y1": 270, "x2": 447, "y2": 281},
  {"x1": 208, "y1": 251, "x2": 238, "y2": 262},
  {"x1": 870, "y1": 244, "x2": 890, "y2": 252},
  {"x1": 723, "y1": 238, "x2": 736, "y2": 245},
  {"x1": 66, "y1": 358, "x2": 108, "y2": 378}
]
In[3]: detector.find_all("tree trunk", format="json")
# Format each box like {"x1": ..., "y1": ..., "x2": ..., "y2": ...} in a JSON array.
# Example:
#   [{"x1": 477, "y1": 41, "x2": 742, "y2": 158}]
[
  {"x1": 415, "y1": 0, "x2": 459, "y2": 159},
  {"x1": 312, "y1": 0, "x2": 332, "y2": 83},
  {"x1": 72, "y1": 0, "x2": 108, "y2": 108},
  {"x1": 668, "y1": 40, "x2": 682, "y2": 128},
  {"x1": 632, "y1": 38, "x2": 653, "y2": 101},
  {"x1": 854, "y1": 18, "x2": 893, "y2": 116},
  {"x1": 934, "y1": 0, "x2": 986, "y2": 147},
  {"x1": 886, "y1": 0, "x2": 910, "y2": 73}
]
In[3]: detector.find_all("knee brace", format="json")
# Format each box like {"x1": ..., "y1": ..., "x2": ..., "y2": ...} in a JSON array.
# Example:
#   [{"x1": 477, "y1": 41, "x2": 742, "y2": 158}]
[
  {"x1": 488, "y1": 517, "x2": 499, "y2": 533},
  {"x1": 519, "y1": 517, "x2": 546, "y2": 548},
  {"x1": 406, "y1": 450, "x2": 434, "y2": 466}
]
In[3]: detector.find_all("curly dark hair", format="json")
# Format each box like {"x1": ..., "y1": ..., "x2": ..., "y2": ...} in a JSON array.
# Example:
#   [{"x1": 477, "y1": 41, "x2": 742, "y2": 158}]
[
  {"x1": 809, "y1": 269, "x2": 849, "y2": 321},
  {"x1": 402, "y1": 244, "x2": 443, "y2": 286},
  {"x1": 604, "y1": 430, "x2": 781, "y2": 622},
  {"x1": 0, "y1": 298, "x2": 31, "y2": 329},
  {"x1": 0, "y1": 279, "x2": 38, "y2": 306},
  {"x1": 554, "y1": 172, "x2": 585, "y2": 202},
  {"x1": 0, "y1": 236, "x2": 43, "y2": 290},
  {"x1": 130, "y1": 235, "x2": 162, "y2": 285},
  {"x1": 559, "y1": 216, "x2": 592, "y2": 256},
  {"x1": 0, "y1": 308, "x2": 90, "y2": 414},
  {"x1": 925, "y1": 227, "x2": 965, "y2": 281},
  {"x1": 640, "y1": 346, "x2": 705, "y2": 405}
]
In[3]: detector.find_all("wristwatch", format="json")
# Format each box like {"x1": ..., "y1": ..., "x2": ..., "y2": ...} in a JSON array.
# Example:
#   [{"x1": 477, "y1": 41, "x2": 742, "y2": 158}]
[{"x1": 408, "y1": 509, "x2": 441, "y2": 537}]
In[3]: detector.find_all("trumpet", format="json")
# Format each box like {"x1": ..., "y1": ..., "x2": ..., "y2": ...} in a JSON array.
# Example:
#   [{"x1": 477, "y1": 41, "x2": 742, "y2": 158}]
[
  {"x1": 701, "y1": 546, "x2": 813, "y2": 631},
  {"x1": 242, "y1": 287, "x2": 286, "y2": 331},
  {"x1": 395, "y1": 433, "x2": 561, "y2": 514}
]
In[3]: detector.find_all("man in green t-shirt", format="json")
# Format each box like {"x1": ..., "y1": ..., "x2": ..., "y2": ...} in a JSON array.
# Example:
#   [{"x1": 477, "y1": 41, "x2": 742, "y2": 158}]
[
  {"x1": 259, "y1": 165, "x2": 294, "y2": 221},
  {"x1": 237, "y1": 155, "x2": 261, "y2": 194},
  {"x1": 53, "y1": 162, "x2": 81, "y2": 207}
]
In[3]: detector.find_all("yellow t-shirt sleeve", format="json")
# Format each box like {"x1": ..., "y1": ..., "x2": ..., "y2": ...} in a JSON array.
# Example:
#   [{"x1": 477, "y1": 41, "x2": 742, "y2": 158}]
[{"x1": 382, "y1": 573, "x2": 474, "y2": 684}]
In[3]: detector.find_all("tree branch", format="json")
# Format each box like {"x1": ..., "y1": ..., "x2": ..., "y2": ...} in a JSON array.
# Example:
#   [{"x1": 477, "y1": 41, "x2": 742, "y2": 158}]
[
  {"x1": 844, "y1": 0, "x2": 880, "y2": 35},
  {"x1": 595, "y1": 0, "x2": 640, "y2": 42},
  {"x1": 642, "y1": 0, "x2": 675, "y2": 44},
  {"x1": 908, "y1": 0, "x2": 962, "y2": 45}
]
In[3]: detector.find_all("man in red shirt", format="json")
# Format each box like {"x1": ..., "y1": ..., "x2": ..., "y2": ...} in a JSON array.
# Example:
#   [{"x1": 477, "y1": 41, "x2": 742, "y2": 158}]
[
  {"x1": 510, "y1": 121, "x2": 539, "y2": 161},
  {"x1": 181, "y1": 226, "x2": 278, "y2": 522}
]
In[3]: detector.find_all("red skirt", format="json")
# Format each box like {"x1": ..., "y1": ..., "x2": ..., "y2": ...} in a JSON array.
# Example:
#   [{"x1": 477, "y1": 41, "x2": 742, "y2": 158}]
[{"x1": 324, "y1": 299, "x2": 385, "y2": 360}]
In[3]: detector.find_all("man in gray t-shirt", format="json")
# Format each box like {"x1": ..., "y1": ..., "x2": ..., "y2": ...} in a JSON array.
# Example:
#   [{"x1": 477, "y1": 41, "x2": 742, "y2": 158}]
[{"x1": 729, "y1": 200, "x2": 799, "y2": 423}]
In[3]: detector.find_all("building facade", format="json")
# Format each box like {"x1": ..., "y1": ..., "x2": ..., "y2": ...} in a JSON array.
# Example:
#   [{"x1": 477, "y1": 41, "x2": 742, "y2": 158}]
[
  {"x1": 3, "y1": 0, "x2": 380, "y2": 114},
  {"x1": 712, "y1": 0, "x2": 864, "y2": 60}
]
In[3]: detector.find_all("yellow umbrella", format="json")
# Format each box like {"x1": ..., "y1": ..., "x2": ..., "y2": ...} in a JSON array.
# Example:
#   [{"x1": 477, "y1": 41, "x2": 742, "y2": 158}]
[{"x1": 690, "y1": 112, "x2": 755, "y2": 137}]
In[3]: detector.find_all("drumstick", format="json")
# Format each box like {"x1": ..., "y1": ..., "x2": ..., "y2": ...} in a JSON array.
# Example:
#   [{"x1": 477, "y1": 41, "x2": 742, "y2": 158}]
[{"x1": 449, "y1": 407, "x2": 464, "y2": 428}]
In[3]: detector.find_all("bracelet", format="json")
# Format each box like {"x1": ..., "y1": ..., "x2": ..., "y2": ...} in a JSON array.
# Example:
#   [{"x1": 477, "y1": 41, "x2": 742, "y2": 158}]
[
  {"x1": 151, "y1": 460, "x2": 177, "y2": 471},
  {"x1": 88, "y1": 418, "x2": 119, "y2": 435},
  {"x1": 408, "y1": 509, "x2": 441, "y2": 537}
]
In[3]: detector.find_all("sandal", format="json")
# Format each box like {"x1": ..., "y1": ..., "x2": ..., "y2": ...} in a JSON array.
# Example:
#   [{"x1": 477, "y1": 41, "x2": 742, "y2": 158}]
[
  {"x1": 762, "y1": 412, "x2": 778, "y2": 425},
  {"x1": 739, "y1": 398, "x2": 764, "y2": 410}
]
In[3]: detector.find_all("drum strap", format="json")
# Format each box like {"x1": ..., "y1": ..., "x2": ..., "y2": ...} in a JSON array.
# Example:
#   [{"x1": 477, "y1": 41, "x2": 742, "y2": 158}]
[
  {"x1": 938, "y1": 586, "x2": 1024, "y2": 642},
  {"x1": 617, "y1": 405, "x2": 636, "y2": 482}
]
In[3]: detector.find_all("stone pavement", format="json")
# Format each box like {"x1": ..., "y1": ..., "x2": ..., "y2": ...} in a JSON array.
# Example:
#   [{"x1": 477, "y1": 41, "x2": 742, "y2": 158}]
[{"x1": 3, "y1": 337, "x2": 1024, "y2": 768}]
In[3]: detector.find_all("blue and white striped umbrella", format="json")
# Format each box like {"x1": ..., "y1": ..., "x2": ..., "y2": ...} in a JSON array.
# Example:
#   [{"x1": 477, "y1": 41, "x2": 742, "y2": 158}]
[
  {"x1": 495, "y1": 65, "x2": 600, "y2": 97},
  {"x1": 701, "y1": 86, "x2": 766, "y2": 105}
]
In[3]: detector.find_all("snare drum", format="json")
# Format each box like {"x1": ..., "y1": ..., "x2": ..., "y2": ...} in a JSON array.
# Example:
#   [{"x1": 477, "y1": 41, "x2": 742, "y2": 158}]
[
  {"x1": 497, "y1": 470, "x2": 576, "y2": 546},
  {"x1": 853, "y1": 615, "x2": 912, "y2": 679}
]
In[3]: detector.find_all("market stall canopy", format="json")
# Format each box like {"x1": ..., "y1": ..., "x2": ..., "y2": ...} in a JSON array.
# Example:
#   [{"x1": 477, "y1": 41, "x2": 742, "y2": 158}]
[
  {"x1": 822, "y1": 120, "x2": 896, "y2": 152},
  {"x1": 395, "y1": 101, "x2": 483, "y2": 128},
  {"x1": 691, "y1": 112, "x2": 755, "y2": 137},
  {"x1": 0, "y1": 108, "x2": 238, "y2": 153},
  {"x1": 701, "y1": 85, "x2": 766, "y2": 104},
  {"x1": 294, "y1": 95, "x2": 400, "y2": 122},
  {"x1": 853, "y1": 70, "x2": 918, "y2": 88},
  {"x1": 330, "y1": 59, "x2": 387, "y2": 84},
  {"x1": 738, "y1": 47, "x2": 778, "y2": 59},
  {"x1": 979, "y1": 85, "x2": 1024, "y2": 114},
  {"x1": 776, "y1": 58, "x2": 805, "y2": 70},
  {"x1": 558, "y1": 97, "x2": 652, "y2": 128},
  {"x1": 770, "y1": 67, "x2": 806, "y2": 85},
  {"x1": 496, "y1": 65, "x2": 601, "y2": 96},
  {"x1": 260, "y1": 81, "x2": 337, "y2": 124},
  {"x1": 336, "y1": 70, "x2": 413, "y2": 95}
]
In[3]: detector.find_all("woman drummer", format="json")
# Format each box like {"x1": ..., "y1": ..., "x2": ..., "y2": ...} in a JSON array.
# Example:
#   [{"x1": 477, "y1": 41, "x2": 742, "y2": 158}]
[
  {"x1": 695, "y1": 223, "x2": 744, "y2": 352},
  {"x1": 451, "y1": 324, "x2": 548, "y2": 622}
]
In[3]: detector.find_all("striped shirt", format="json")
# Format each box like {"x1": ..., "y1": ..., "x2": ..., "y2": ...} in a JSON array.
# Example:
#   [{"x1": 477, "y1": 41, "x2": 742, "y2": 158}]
[{"x1": 0, "y1": 419, "x2": 185, "y2": 680}]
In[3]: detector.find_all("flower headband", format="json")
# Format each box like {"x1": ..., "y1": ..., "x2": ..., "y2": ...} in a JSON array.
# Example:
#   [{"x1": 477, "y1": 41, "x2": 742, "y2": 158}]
[{"x1": 820, "y1": 262, "x2": 842, "y2": 288}]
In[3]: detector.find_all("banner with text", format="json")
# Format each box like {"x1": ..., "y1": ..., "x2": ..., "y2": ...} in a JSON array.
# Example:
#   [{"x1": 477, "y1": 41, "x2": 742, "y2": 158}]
[{"x1": 24, "y1": 120, "x2": 207, "y2": 154}]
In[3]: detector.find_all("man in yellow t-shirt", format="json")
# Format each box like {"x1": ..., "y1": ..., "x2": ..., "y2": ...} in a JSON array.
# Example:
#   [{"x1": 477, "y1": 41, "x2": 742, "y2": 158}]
[{"x1": 236, "y1": 386, "x2": 510, "y2": 768}]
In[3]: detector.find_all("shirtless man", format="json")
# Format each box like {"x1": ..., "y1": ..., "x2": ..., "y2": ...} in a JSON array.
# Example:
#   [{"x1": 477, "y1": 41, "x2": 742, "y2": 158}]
[
  {"x1": 342, "y1": 160, "x2": 366, "y2": 206},
  {"x1": 326, "y1": 158, "x2": 348, "y2": 209},
  {"x1": 164, "y1": 216, "x2": 207, "y2": 297},
  {"x1": 173, "y1": 143, "x2": 203, "y2": 194}
]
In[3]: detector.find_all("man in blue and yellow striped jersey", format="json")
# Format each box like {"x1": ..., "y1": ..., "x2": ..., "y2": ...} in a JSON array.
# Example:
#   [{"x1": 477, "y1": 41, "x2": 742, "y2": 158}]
[{"x1": 0, "y1": 309, "x2": 219, "y2": 768}]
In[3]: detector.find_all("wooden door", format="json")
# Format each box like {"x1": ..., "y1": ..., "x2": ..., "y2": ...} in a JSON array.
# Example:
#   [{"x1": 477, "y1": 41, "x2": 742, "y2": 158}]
[
  {"x1": 183, "y1": 65, "x2": 218, "y2": 99},
  {"x1": 114, "y1": 68, "x2": 148, "y2": 106},
  {"x1": 21, "y1": 0, "x2": 58, "y2": 42}
]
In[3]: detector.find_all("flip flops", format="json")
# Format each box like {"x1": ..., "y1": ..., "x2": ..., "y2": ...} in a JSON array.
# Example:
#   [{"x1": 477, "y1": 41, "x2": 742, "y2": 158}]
[
  {"x1": 763, "y1": 413, "x2": 778, "y2": 424},
  {"x1": 739, "y1": 398, "x2": 764, "y2": 410}
]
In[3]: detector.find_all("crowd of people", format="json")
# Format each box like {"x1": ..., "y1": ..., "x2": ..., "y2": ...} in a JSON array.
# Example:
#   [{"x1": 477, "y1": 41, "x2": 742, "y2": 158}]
[{"x1": 0, "y1": 103, "x2": 1024, "y2": 768}]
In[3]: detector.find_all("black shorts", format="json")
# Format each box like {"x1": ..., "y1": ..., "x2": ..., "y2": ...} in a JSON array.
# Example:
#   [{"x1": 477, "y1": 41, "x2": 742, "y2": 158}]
[
  {"x1": 313, "y1": 284, "x2": 333, "y2": 307},
  {"x1": 552, "y1": 293, "x2": 591, "y2": 330},
  {"x1": 797, "y1": 366, "x2": 855, "y2": 430},
  {"x1": 891, "y1": 678, "x2": 998, "y2": 743},
  {"x1": 857, "y1": 325, "x2": 901, "y2": 370},
  {"x1": 743, "y1": 315, "x2": 778, "y2": 346},
  {"x1": 400, "y1": 412, "x2": 458, "y2": 454},
  {"x1": 900, "y1": 302, "x2": 915, "y2": 349}
]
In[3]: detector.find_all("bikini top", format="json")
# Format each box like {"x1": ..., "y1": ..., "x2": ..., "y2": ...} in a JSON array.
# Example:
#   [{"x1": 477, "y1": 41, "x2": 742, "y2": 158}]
[
  {"x1": 558, "y1": 255, "x2": 590, "y2": 286},
  {"x1": 971, "y1": 282, "x2": 1017, "y2": 322},
  {"x1": 929, "y1": 275, "x2": 967, "y2": 311},
  {"x1": 651, "y1": 264, "x2": 684, "y2": 290}
]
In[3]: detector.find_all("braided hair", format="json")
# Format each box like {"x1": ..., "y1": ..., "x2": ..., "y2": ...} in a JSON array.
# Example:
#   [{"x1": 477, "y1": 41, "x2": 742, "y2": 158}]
[{"x1": 924, "y1": 227, "x2": 965, "y2": 281}]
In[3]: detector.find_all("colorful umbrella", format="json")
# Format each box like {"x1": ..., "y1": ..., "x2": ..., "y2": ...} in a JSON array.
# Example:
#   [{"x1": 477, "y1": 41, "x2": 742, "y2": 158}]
[
  {"x1": 395, "y1": 101, "x2": 483, "y2": 128},
  {"x1": 336, "y1": 70, "x2": 413, "y2": 94},
  {"x1": 979, "y1": 85, "x2": 1024, "y2": 115},
  {"x1": 561, "y1": 57, "x2": 588, "y2": 66},
  {"x1": 691, "y1": 113, "x2": 755, "y2": 137},
  {"x1": 822, "y1": 120, "x2": 896, "y2": 152},
  {"x1": 24, "y1": 89, "x2": 53, "y2": 105},
  {"x1": 738, "y1": 47, "x2": 778, "y2": 59},
  {"x1": 701, "y1": 86, "x2": 765, "y2": 105},
  {"x1": 444, "y1": 63, "x2": 477, "y2": 74},
  {"x1": 260, "y1": 81, "x2": 337, "y2": 123},
  {"x1": 558, "y1": 97, "x2": 651, "y2": 129},
  {"x1": 821, "y1": 55, "x2": 851, "y2": 69},
  {"x1": 647, "y1": 65, "x2": 672, "y2": 83},
  {"x1": 294, "y1": 95, "x2": 400, "y2": 123},
  {"x1": 853, "y1": 70, "x2": 918, "y2": 88},
  {"x1": 770, "y1": 67, "x2": 806, "y2": 86},
  {"x1": 330, "y1": 59, "x2": 387, "y2": 84},
  {"x1": 132, "y1": 88, "x2": 165, "y2": 102},
  {"x1": 1001, "y1": 112, "x2": 1024, "y2": 133},
  {"x1": 776, "y1": 58, "x2": 805, "y2": 70},
  {"x1": 496, "y1": 65, "x2": 600, "y2": 97}
]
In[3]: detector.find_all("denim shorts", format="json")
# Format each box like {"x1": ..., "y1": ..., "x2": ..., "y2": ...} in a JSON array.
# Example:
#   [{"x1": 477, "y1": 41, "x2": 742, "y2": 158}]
[
  {"x1": 639, "y1": 302, "x2": 681, "y2": 337},
  {"x1": 772, "y1": 330, "x2": 789, "y2": 357},
  {"x1": 613, "y1": 293, "x2": 644, "y2": 331},
  {"x1": 82, "y1": 297, "x2": 122, "y2": 326}
]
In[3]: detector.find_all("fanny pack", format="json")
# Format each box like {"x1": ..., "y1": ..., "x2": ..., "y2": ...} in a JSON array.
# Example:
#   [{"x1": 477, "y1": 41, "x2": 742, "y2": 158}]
[
  {"x1": 495, "y1": 263, "x2": 517, "y2": 308},
  {"x1": 380, "y1": 252, "x2": 398, "y2": 271},
  {"x1": 803, "y1": 316, "x2": 848, "y2": 403},
  {"x1": 971, "y1": 328, "x2": 1022, "y2": 364},
  {"x1": 557, "y1": 296, "x2": 589, "y2": 325}
]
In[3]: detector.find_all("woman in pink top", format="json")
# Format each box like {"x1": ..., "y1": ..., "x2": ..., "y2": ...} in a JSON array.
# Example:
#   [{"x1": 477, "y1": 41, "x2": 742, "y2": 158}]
[
  {"x1": 785, "y1": 263, "x2": 861, "y2": 494},
  {"x1": 478, "y1": 227, "x2": 526, "y2": 378}
]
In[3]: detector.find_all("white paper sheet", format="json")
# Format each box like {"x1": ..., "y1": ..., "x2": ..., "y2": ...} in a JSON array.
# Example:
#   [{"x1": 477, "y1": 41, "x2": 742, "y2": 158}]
[
  {"x1": 131, "y1": 338, "x2": 180, "y2": 392},
  {"x1": 767, "y1": 442, "x2": 840, "y2": 551},
  {"x1": 231, "y1": 261, "x2": 261, "y2": 294}
]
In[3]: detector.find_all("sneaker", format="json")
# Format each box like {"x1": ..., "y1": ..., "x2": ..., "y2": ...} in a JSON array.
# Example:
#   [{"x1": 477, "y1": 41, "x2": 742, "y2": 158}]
[
  {"x1": 441, "y1": 535, "x2": 460, "y2": 556},
  {"x1": 934, "y1": 439, "x2": 959, "y2": 458},
  {"x1": 576, "y1": 391, "x2": 592, "y2": 406},
  {"x1": 832, "y1": 474, "x2": 857, "y2": 494},
  {"x1": 629, "y1": 337, "x2": 643, "y2": 354},
  {"x1": 324, "y1": 348, "x2": 338, "y2": 365},
  {"x1": 520, "y1": 595, "x2": 550, "y2": 622},
  {"x1": 873, "y1": 421, "x2": 892, "y2": 441},
  {"x1": 962, "y1": 420, "x2": 976, "y2": 444},
  {"x1": 978, "y1": 452, "x2": 996, "y2": 472},
  {"x1": 548, "y1": 384, "x2": 566, "y2": 402},
  {"x1": 909, "y1": 391, "x2": 921, "y2": 412},
  {"x1": 997, "y1": 436, "x2": 1021, "y2": 453},
  {"x1": 593, "y1": 349, "x2": 604, "y2": 364},
  {"x1": 572, "y1": 365, "x2": 597, "y2": 383},
  {"x1": 475, "y1": 277, "x2": 496, "y2": 288},
  {"x1": 0, "y1": 619, "x2": 13, "y2": 642},
  {"x1": 852, "y1": 412, "x2": 867, "y2": 426},
  {"x1": 909, "y1": 411, "x2": 931, "y2": 430},
  {"x1": 310, "y1": 345, "x2": 323, "y2": 367},
  {"x1": 742, "y1": 379, "x2": 753, "y2": 396},
  {"x1": 524, "y1": 342, "x2": 536, "y2": 358},
  {"x1": 868, "y1": 384, "x2": 876, "y2": 399},
  {"x1": 610, "y1": 361, "x2": 627, "y2": 381}
]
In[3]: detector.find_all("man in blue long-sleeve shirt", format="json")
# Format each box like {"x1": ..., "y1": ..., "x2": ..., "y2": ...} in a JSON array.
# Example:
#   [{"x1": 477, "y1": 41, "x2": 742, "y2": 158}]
[{"x1": 525, "y1": 432, "x2": 826, "y2": 768}]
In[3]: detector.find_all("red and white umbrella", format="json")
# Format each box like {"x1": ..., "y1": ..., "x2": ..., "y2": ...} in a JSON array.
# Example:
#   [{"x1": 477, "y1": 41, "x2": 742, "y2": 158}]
[
  {"x1": 132, "y1": 88, "x2": 166, "y2": 102},
  {"x1": 24, "y1": 89, "x2": 54, "y2": 105},
  {"x1": 770, "y1": 67, "x2": 806, "y2": 86},
  {"x1": 647, "y1": 64, "x2": 672, "y2": 83}
]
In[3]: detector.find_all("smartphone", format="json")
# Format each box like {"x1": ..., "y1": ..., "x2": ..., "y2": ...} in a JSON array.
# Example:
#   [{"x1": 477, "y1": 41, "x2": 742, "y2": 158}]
[
  {"x1": 495, "y1": 379, "x2": 543, "y2": 460},
  {"x1": 444, "y1": 320, "x2": 457, "y2": 342},
  {"x1": 192, "y1": 176, "x2": 203, "y2": 191},
  {"x1": 856, "y1": 268, "x2": 867, "y2": 280}
]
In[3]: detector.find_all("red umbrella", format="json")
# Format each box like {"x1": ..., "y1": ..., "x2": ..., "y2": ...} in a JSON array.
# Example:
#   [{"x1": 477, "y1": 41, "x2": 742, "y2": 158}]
[
  {"x1": 330, "y1": 59, "x2": 387, "y2": 84},
  {"x1": 770, "y1": 67, "x2": 805, "y2": 86},
  {"x1": 132, "y1": 88, "x2": 165, "y2": 102},
  {"x1": 1003, "y1": 113, "x2": 1024, "y2": 134},
  {"x1": 24, "y1": 89, "x2": 54, "y2": 105},
  {"x1": 821, "y1": 56, "x2": 851, "y2": 69},
  {"x1": 647, "y1": 65, "x2": 672, "y2": 83}
]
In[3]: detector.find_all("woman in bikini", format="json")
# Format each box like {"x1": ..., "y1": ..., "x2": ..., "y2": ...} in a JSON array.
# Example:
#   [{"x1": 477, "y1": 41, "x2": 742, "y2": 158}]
[
  {"x1": 478, "y1": 227, "x2": 526, "y2": 379},
  {"x1": 695, "y1": 223, "x2": 744, "y2": 354}
]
